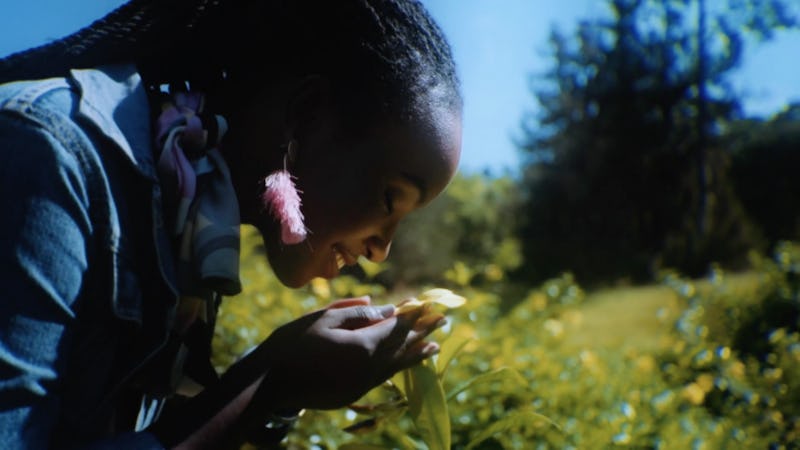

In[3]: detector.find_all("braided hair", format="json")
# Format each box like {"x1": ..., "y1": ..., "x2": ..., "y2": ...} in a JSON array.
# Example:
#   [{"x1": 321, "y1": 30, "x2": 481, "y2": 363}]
[{"x1": 0, "y1": 0, "x2": 461, "y2": 123}]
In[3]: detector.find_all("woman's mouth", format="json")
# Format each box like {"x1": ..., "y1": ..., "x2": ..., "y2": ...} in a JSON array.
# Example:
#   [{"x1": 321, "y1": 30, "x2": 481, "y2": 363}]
[
  {"x1": 332, "y1": 245, "x2": 358, "y2": 269},
  {"x1": 333, "y1": 247, "x2": 346, "y2": 269}
]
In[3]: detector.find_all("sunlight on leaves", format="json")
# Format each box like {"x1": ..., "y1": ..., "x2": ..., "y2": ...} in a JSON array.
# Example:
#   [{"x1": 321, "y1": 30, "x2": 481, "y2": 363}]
[
  {"x1": 405, "y1": 359, "x2": 451, "y2": 450},
  {"x1": 465, "y1": 408, "x2": 561, "y2": 450},
  {"x1": 445, "y1": 367, "x2": 527, "y2": 402},
  {"x1": 222, "y1": 225, "x2": 800, "y2": 449},
  {"x1": 436, "y1": 326, "x2": 474, "y2": 379}
]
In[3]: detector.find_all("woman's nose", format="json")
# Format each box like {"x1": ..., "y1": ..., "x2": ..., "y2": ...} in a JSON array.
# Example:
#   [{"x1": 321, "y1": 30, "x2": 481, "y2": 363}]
[
  {"x1": 365, "y1": 236, "x2": 392, "y2": 262},
  {"x1": 365, "y1": 222, "x2": 397, "y2": 262}
]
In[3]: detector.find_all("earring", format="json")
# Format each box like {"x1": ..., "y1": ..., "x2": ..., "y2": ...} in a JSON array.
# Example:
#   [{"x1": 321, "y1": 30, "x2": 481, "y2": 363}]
[{"x1": 261, "y1": 139, "x2": 307, "y2": 245}]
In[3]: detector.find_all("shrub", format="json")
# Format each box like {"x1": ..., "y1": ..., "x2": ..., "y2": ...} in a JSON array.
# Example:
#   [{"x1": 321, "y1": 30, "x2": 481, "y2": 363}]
[{"x1": 215, "y1": 227, "x2": 800, "y2": 449}]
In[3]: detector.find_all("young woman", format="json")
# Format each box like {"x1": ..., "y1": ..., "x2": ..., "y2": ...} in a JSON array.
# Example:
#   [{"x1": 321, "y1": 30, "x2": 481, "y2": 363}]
[{"x1": 0, "y1": 0, "x2": 461, "y2": 448}]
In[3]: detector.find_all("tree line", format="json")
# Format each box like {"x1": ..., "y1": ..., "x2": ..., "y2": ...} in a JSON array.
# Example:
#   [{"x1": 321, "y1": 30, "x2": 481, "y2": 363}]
[
  {"x1": 380, "y1": 0, "x2": 800, "y2": 289},
  {"x1": 515, "y1": 0, "x2": 799, "y2": 284}
]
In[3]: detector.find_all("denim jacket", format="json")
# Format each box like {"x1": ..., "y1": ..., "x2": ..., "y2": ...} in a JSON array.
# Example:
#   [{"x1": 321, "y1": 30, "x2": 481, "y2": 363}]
[{"x1": 0, "y1": 65, "x2": 178, "y2": 449}]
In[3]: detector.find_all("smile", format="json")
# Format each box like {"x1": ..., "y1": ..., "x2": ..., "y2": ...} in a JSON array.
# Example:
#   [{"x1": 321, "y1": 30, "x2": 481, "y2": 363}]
[
  {"x1": 334, "y1": 248, "x2": 346, "y2": 269},
  {"x1": 333, "y1": 245, "x2": 358, "y2": 269}
]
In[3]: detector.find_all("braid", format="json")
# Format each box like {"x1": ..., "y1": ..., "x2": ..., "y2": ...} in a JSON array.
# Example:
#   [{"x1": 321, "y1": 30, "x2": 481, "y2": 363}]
[
  {"x1": 0, "y1": 0, "x2": 461, "y2": 116},
  {"x1": 0, "y1": 0, "x2": 222, "y2": 85},
  {"x1": 0, "y1": 0, "x2": 148, "y2": 83},
  {"x1": 356, "y1": 0, "x2": 461, "y2": 111}
]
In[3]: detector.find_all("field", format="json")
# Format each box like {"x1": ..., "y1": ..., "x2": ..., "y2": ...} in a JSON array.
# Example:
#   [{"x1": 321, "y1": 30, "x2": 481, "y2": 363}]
[
  {"x1": 564, "y1": 272, "x2": 763, "y2": 352},
  {"x1": 214, "y1": 227, "x2": 800, "y2": 449}
]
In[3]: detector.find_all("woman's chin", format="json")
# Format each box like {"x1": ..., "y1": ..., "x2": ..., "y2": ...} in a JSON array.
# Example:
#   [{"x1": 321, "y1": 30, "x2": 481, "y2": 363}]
[
  {"x1": 263, "y1": 235, "x2": 341, "y2": 287},
  {"x1": 266, "y1": 252, "x2": 310, "y2": 288},
  {"x1": 272, "y1": 267, "x2": 310, "y2": 289}
]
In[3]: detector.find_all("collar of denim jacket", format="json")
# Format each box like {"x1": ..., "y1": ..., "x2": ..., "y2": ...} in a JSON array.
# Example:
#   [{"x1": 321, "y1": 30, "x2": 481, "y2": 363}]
[{"x1": 71, "y1": 64, "x2": 157, "y2": 181}]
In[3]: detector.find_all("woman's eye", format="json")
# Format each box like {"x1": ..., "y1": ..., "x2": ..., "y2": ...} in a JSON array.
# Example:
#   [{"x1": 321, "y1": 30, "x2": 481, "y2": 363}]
[{"x1": 383, "y1": 190, "x2": 395, "y2": 215}]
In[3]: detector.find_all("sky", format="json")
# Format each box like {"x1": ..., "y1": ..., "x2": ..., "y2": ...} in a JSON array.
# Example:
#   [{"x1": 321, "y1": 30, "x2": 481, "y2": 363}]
[{"x1": 2, "y1": 1, "x2": 799, "y2": 174}]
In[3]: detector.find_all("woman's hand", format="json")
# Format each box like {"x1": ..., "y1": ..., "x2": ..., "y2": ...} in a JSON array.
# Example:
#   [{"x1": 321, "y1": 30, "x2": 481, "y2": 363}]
[
  {"x1": 151, "y1": 296, "x2": 444, "y2": 449},
  {"x1": 252, "y1": 296, "x2": 444, "y2": 411}
]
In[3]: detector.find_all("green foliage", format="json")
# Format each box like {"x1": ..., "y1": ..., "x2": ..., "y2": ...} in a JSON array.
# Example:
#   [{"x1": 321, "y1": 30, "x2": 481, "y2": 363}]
[
  {"x1": 515, "y1": 0, "x2": 798, "y2": 283},
  {"x1": 656, "y1": 243, "x2": 800, "y2": 446},
  {"x1": 216, "y1": 227, "x2": 800, "y2": 449},
  {"x1": 726, "y1": 111, "x2": 800, "y2": 246},
  {"x1": 384, "y1": 173, "x2": 522, "y2": 287},
  {"x1": 405, "y1": 361, "x2": 451, "y2": 450}
]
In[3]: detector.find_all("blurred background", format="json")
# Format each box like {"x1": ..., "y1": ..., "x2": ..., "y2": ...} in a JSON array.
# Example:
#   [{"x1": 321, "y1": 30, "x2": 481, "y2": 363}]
[{"x1": 4, "y1": 1, "x2": 800, "y2": 448}]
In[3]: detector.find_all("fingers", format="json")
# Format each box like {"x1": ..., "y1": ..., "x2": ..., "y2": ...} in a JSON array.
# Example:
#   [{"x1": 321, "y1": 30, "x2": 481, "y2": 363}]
[
  {"x1": 361, "y1": 307, "x2": 435, "y2": 352},
  {"x1": 326, "y1": 304, "x2": 396, "y2": 330},
  {"x1": 396, "y1": 340, "x2": 441, "y2": 369},
  {"x1": 321, "y1": 304, "x2": 447, "y2": 369},
  {"x1": 326, "y1": 295, "x2": 371, "y2": 309},
  {"x1": 367, "y1": 311, "x2": 443, "y2": 352},
  {"x1": 392, "y1": 308, "x2": 444, "y2": 346},
  {"x1": 413, "y1": 312, "x2": 445, "y2": 333},
  {"x1": 356, "y1": 305, "x2": 426, "y2": 343},
  {"x1": 372, "y1": 308, "x2": 448, "y2": 375},
  {"x1": 395, "y1": 297, "x2": 415, "y2": 307}
]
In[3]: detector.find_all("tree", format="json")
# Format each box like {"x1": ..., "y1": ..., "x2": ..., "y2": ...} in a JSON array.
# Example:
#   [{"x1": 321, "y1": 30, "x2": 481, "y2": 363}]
[
  {"x1": 516, "y1": 0, "x2": 794, "y2": 284},
  {"x1": 726, "y1": 106, "x2": 800, "y2": 246}
]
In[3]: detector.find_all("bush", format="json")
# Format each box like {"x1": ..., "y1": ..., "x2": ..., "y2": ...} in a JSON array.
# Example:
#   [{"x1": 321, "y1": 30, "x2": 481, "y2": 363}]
[
  {"x1": 379, "y1": 173, "x2": 522, "y2": 288},
  {"x1": 214, "y1": 227, "x2": 800, "y2": 449},
  {"x1": 658, "y1": 243, "x2": 800, "y2": 447}
]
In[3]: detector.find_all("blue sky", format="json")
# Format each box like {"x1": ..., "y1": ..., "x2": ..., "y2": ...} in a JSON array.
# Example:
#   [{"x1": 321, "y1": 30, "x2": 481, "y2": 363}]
[
  {"x1": 3, "y1": 1, "x2": 799, "y2": 174},
  {"x1": 421, "y1": 0, "x2": 800, "y2": 173}
]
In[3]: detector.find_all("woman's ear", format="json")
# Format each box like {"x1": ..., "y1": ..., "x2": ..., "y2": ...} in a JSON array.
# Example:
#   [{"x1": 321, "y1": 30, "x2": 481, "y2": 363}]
[{"x1": 283, "y1": 75, "x2": 334, "y2": 141}]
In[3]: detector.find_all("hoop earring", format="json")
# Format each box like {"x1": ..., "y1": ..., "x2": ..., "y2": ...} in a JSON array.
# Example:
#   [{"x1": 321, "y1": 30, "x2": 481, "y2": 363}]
[{"x1": 261, "y1": 139, "x2": 307, "y2": 245}]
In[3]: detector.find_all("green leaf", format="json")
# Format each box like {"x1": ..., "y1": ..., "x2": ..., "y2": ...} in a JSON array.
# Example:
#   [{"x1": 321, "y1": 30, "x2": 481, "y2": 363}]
[
  {"x1": 418, "y1": 289, "x2": 467, "y2": 308},
  {"x1": 406, "y1": 360, "x2": 451, "y2": 450},
  {"x1": 437, "y1": 334, "x2": 472, "y2": 380},
  {"x1": 391, "y1": 371, "x2": 407, "y2": 397},
  {"x1": 465, "y1": 408, "x2": 561, "y2": 450},
  {"x1": 395, "y1": 288, "x2": 466, "y2": 314},
  {"x1": 446, "y1": 367, "x2": 527, "y2": 402}
]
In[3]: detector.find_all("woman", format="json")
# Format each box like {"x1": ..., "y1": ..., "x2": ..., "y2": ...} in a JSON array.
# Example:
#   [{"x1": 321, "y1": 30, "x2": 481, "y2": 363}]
[{"x1": 0, "y1": 0, "x2": 461, "y2": 448}]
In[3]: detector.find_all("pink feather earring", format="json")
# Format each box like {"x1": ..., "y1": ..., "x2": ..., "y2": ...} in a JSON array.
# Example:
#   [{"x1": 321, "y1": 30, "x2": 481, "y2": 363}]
[{"x1": 261, "y1": 139, "x2": 308, "y2": 245}]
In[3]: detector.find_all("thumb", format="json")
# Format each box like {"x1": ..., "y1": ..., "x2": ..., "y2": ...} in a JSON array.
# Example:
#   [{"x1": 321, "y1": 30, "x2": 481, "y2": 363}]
[{"x1": 326, "y1": 295, "x2": 371, "y2": 309}]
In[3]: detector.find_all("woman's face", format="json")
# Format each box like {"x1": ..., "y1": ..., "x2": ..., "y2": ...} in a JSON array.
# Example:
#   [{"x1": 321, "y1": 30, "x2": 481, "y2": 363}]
[{"x1": 253, "y1": 108, "x2": 462, "y2": 288}]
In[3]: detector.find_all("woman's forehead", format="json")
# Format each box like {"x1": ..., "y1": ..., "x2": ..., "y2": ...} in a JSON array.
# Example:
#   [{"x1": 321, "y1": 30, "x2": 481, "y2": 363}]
[{"x1": 356, "y1": 111, "x2": 461, "y2": 201}]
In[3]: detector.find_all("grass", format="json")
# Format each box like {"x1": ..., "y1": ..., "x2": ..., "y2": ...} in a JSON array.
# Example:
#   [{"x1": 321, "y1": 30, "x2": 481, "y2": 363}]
[{"x1": 560, "y1": 271, "x2": 763, "y2": 353}]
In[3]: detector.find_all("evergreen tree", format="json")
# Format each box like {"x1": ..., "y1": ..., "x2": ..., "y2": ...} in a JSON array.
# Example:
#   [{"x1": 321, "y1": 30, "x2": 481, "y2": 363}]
[
  {"x1": 516, "y1": 0, "x2": 794, "y2": 283},
  {"x1": 727, "y1": 106, "x2": 800, "y2": 246}
]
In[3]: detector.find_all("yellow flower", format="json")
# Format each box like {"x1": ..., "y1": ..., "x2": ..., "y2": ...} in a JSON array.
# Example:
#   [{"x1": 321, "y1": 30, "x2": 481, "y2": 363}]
[
  {"x1": 729, "y1": 361, "x2": 746, "y2": 379},
  {"x1": 696, "y1": 373, "x2": 714, "y2": 393},
  {"x1": 682, "y1": 383, "x2": 705, "y2": 405}
]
